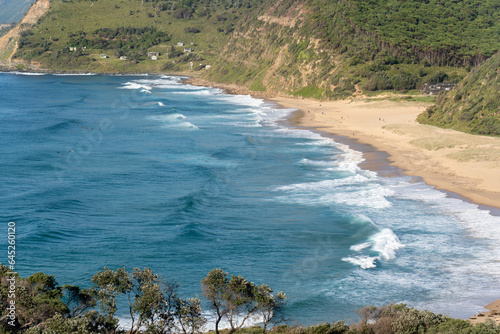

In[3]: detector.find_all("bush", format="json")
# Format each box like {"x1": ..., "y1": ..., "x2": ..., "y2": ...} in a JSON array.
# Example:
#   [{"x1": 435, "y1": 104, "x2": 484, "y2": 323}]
[{"x1": 184, "y1": 27, "x2": 201, "y2": 33}]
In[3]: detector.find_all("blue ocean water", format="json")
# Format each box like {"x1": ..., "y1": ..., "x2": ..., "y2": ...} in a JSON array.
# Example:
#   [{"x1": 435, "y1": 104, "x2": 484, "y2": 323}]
[{"x1": 1, "y1": 72, "x2": 500, "y2": 326}]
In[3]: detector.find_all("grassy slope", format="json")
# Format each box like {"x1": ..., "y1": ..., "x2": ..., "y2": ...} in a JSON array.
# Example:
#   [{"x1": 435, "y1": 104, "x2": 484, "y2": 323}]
[
  {"x1": 417, "y1": 51, "x2": 500, "y2": 136},
  {"x1": 12, "y1": 0, "x2": 251, "y2": 73}
]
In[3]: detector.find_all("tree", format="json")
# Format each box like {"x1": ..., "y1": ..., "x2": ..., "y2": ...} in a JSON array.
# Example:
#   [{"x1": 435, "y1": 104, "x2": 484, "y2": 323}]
[
  {"x1": 90, "y1": 267, "x2": 131, "y2": 333},
  {"x1": 128, "y1": 268, "x2": 178, "y2": 334},
  {"x1": 0, "y1": 268, "x2": 69, "y2": 332},
  {"x1": 91, "y1": 267, "x2": 198, "y2": 334},
  {"x1": 201, "y1": 269, "x2": 286, "y2": 334},
  {"x1": 61, "y1": 285, "x2": 96, "y2": 317},
  {"x1": 254, "y1": 285, "x2": 286, "y2": 332},
  {"x1": 175, "y1": 296, "x2": 206, "y2": 334},
  {"x1": 200, "y1": 269, "x2": 229, "y2": 334}
]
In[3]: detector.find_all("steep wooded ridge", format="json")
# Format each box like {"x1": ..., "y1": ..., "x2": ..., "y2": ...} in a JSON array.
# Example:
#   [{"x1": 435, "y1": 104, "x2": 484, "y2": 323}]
[
  {"x1": 205, "y1": 0, "x2": 499, "y2": 98},
  {"x1": 1, "y1": 0, "x2": 499, "y2": 133},
  {"x1": 418, "y1": 51, "x2": 500, "y2": 136}
]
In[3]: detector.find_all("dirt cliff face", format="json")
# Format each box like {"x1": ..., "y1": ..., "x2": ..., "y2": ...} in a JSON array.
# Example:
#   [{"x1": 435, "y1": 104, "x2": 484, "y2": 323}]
[{"x1": 0, "y1": 0, "x2": 49, "y2": 62}]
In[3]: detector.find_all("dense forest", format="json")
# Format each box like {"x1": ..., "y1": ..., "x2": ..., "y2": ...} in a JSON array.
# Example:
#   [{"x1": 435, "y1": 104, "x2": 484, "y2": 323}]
[
  {"x1": 205, "y1": 0, "x2": 499, "y2": 98},
  {"x1": 418, "y1": 51, "x2": 500, "y2": 136},
  {"x1": 1, "y1": 265, "x2": 500, "y2": 334}
]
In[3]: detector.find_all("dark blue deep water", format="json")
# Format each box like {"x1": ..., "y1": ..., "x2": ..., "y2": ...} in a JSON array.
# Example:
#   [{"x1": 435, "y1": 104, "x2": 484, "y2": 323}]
[{"x1": 1, "y1": 72, "x2": 499, "y2": 326}]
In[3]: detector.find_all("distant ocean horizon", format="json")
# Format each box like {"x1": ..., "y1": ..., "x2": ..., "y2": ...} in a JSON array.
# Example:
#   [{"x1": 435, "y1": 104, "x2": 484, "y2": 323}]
[{"x1": 1, "y1": 72, "x2": 500, "y2": 326}]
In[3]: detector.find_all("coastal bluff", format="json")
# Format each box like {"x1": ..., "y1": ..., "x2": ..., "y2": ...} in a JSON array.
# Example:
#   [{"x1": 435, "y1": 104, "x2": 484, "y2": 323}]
[{"x1": 0, "y1": 0, "x2": 49, "y2": 65}]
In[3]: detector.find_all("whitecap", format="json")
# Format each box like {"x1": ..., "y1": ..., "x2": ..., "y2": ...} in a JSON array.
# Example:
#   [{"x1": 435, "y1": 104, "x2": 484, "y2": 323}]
[
  {"x1": 119, "y1": 81, "x2": 153, "y2": 91},
  {"x1": 54, "y1": 73, "x2": 95, "y2": 76},
  {"x1": 343, "y1": 228, "x2": 404, "y2": 269},
  {"x1": 341, "y1": 255, "x2": 377, "y2": 269},
  {"x1": 12, "y1": 71, "x2": 47, "y2": 75}
]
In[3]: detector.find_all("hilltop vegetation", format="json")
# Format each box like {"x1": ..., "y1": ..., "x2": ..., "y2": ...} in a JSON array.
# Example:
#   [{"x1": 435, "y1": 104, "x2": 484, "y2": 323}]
[
  {"x1": 205, "y1": 0, "x2": 499, "y2": 98},
  {"x1": 418, "y1": 51, "x2": 500, "y2": 136},
  {"x1": 1, "y1": 265, "x2": 500, "y2": 334},
  {"x1": 6, "y1": 0, "x2": 499, "y2": 88},
  {"x1": 8, "y1": 0, "x2": 264, "y2": 72}
]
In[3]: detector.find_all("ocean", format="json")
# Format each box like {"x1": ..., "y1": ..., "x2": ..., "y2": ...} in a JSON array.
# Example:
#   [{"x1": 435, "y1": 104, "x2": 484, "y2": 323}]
[{"x1": 1, "y1": 72, "x2": 499, "y2": 326}]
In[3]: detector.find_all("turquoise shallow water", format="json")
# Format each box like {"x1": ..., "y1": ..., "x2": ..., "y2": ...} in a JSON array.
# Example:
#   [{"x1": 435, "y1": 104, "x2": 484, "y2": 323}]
[{"x1": 1, "y1": 72, "x2": 500, "y2": 325}]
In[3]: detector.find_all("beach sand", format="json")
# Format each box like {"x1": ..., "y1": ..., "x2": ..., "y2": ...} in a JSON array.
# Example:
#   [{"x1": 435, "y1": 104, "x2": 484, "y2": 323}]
[
  {"x1": 270, "y1": 96, "x2": 500, "y2": 211},
  {"x1": 468, "y1": 299, "x2": 500, "y2": 325}
]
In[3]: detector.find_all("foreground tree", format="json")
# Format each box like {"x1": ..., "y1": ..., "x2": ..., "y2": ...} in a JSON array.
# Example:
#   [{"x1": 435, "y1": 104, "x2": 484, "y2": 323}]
[
  {"x1": 254, "y1": 284, "x2": 287, "y2": 332},
  {"x1": 175, "y1": 296, "x2": 206, "y2": 334},
  {"x1": 201, "y1": 268, "x2": 286, "y2": 334},
  {"x1": 91, "y1": 267, "x2": 206, "y2": 334}
]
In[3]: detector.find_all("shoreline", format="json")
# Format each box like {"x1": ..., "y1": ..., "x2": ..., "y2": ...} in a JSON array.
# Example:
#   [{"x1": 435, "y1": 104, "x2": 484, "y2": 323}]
[
  {"x1": 185, "y1": 77, "x2": 500, "y2": 212},
  {"x1": 270, "y1": 96, "x2": 500, "y2": 213},
  {"x1": 3, "y1": 70, "x2": 500, "y2": 320}
]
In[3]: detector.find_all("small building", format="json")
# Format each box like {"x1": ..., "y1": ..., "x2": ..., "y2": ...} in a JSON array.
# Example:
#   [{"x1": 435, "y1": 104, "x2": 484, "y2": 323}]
[
  {"x1": 177, "y1": 42, "x2": 184, "y2": 46},
  {"x1": 422, "y1": 82, "x2": 457, "y2": 95},
  {"x1": 69, "y1": 47, "x2": 77, "y2": 51},
  {"x1": 151, "y1": 55, "x2": 158, "y2": 60},
  {"x1": 148, "y1": 52, "x2": 159, "y2": 57},
  {"x1": 184, "y1": 48, "x2": 193, "y2": 53},
  {"x1": 120, "y1": 56, "x2": 127, "y2": 60},
  {"x1": 100, "y1": 54, "x2": 108, "y2": 59}
]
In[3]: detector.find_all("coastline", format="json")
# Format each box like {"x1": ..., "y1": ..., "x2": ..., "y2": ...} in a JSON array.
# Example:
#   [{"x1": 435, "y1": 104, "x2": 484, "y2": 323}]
[
  {"x1": 3, "y1": 71, "x2": 500, "y2": 320},
  {"x1": 272, "y1": 97, "x2": 500, "y2": 212},
  {"x1": 185, "y1": 77, "x2": 500, "y2": 212},
  {"x1": 186, "y1": 78, "x2": 500, "y2": 322}
]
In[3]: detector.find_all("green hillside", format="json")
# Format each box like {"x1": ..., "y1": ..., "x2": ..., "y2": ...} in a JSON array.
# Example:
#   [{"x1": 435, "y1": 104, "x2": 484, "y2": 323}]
[
  {"x1": 0, "y1": 0, "x2": 36, "y2": 24},
  {"x1": 10, "y1": 0, "x2": 263, "y2": 73},
  {"x1": 204, "y1": 0, "x2": 499, "y2": 98},
  {"x1": 4, "y1": 0, "x2": 500, "y2": 103},
  {"x1": 418, "y1": 51, "x2": 500, "y2": 136}
]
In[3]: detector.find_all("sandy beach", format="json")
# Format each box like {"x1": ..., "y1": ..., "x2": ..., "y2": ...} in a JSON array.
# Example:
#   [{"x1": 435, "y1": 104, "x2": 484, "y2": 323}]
[
  {"x1": 269, "y1": 96, "x2": 500, "y2": 211},
  {"x1": 468, "y1": 299, "x2": 500, "y2": 325}
]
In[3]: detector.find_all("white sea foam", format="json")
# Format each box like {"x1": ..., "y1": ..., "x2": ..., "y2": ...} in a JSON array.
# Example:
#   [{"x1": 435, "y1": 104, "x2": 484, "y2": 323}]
[
  {"x1": 148, "y1": 114, "x2": 198, "y2": 130},
  {"x1": 321, "y1": 186, "x2": 394, "y2": 209},
  {"x1": 118, "y1": 311, "x2": 264, "y2": 332},
  {"x1": 54, "y1": 73, "x2": 95, "y2": 76},
  {"x1": 349, "y1": 242, "x2": 372, "y2": 252},
  {"x1": 12, "y1": 71, "x2": 47, "y2": 75},
  {"x1": 388, "y1": 178, "x2": 500, "y2": 244},
  {"x1": 120, "y1": 81, "x2": 153, "y2": 91},
  {"x1": 343, "y1": 228, "x2": 404, "y2": 269},
  {"x1": 276, "y1": 175, "x2": 371, "y2": 192},
  {"x1": 342, "y1": 255, "x2": 378, "y2": 269}
]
